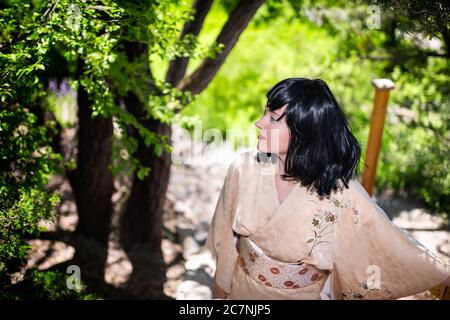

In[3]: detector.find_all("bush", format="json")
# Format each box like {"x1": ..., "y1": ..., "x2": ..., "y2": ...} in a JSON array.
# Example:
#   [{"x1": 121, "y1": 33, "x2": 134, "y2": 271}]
[{"x1": 1, "y1": 269, "x2": 97, "y2": 300}]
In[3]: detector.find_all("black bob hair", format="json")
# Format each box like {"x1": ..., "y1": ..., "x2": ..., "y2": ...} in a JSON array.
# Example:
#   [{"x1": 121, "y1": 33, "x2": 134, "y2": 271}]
[{"x1": 257, "y1": 77, "x2": 364, "y2": 198}]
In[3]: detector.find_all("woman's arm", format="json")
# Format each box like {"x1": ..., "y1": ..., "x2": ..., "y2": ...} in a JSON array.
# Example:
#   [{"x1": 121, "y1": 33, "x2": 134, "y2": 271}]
[{"x1": 206, "y1": 162, "x2": 240, "y2": 299}]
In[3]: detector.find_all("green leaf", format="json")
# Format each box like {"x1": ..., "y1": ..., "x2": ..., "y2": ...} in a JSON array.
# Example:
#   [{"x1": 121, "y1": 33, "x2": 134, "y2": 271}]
[
  {"x1": 137, "y1": 166, "x2": 151, "y2": 180},
  {"x1": 154, "y1": 143, "x2": 162, "y2": 157}
]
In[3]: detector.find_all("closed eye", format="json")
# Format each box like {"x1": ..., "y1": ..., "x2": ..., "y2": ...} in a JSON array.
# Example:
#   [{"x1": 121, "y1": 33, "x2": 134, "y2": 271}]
[{"x1": 264, "y1": 108, "x2": 279, "y2": 122}]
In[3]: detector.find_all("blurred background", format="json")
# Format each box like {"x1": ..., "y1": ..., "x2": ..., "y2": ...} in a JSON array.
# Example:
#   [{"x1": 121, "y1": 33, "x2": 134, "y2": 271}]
[{"x1": 0, "y1": 0, "x2": 449, "y2": 299}]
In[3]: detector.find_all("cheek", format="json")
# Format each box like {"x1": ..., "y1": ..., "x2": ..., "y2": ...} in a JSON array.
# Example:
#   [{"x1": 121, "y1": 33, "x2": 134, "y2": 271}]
[{"x1": 279, "y1": 129, "x2": 290, "y2": 150}]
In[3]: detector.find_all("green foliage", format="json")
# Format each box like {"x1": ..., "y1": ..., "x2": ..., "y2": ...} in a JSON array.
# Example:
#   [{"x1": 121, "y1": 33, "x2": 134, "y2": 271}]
[
  {"x1": 1, "y1": 0, "x2": 204, "y2": 180},
  {"x1": 376, "y1": 60, "x2": 450, "y2": 217},
  {"x1": 1, "y1": 269, "x2": 97, "y2": 300},
  {"x1": 375, "y1": 0, "x2": 450, "y2": 38},
  {"x1": 0, "y1": 0, "x2": 63, "y2": 296},
  {"x1": 0, "y1": 0, "x2": 205, "y2": 298},
  {"x1": 0, "y1": 105, "x2": 61, "y2": 294}
]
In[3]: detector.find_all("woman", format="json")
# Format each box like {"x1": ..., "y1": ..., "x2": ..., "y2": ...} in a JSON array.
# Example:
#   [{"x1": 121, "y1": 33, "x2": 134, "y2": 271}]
[{"x1": 205, "y1": 78, "x2": 450, "y2": 300}]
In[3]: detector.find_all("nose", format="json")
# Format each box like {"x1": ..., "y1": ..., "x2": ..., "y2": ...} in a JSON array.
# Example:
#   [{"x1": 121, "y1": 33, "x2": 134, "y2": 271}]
[{"x1": 255, "y1": 115, "x2": 264, "y2": 129}]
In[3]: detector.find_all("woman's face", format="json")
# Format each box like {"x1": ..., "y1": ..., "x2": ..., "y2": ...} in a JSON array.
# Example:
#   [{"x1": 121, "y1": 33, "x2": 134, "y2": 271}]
[{"x1": 255, "y1": 103, "x2": 291, "y2": 155}]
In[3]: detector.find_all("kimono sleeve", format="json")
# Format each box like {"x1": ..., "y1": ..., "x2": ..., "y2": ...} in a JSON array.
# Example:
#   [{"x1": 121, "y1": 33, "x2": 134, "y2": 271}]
[
  {"x1": 331, "y1": 180, "x2": 450, "y2": 300},
  {"x1": 205, "y1": 162, "x2": 240, "y2": 294}
]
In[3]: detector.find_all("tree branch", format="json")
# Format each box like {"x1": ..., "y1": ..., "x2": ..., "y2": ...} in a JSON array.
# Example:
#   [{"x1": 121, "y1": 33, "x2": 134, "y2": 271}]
[
  {"x1": 166, "y1": 0, "x2": 214, "y2": 87},
  {"x1": 439, "y1": 27, "x2": 450, "y2": 57},
  {"x1": 358, "y1": 50, "x2": 450, "y2": 63},
  {"x1": 178, "y1": 0, "x2": 266, "y2": 95},
  {"x1": 43, "y1": 0, "x2": 61, "y2": 20},
  {"x1": 30, "y1": 230, "x2": 78, "y2": 247}
]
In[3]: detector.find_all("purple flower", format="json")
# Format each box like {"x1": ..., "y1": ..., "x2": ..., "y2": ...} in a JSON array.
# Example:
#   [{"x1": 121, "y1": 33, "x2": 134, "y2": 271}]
[
  {"x1": 48, "y1": 79, "x2": 58, "y2": 92},
  {"x1": 60, "y1": 79, "x2": 69, "y2": 96}
]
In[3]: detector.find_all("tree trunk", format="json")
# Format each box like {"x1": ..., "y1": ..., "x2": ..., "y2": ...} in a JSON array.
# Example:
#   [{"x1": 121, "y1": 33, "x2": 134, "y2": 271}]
[
  {"x1": 119, "y1": 104, "x2": 171, "y2": 250},
  {"x1": 118, "y1": 87, "x2": 170, "y2": 298},
  {"x1": 67, "y1": 57, "x2": 114, "y2": 285},
  {"x1": 71, "y1": 58, "x2": 114, "y2": 244}
]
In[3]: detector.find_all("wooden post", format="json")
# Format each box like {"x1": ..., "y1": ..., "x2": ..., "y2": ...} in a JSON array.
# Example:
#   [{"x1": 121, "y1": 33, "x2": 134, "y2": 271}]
[{"x1": 362, "y1": 79, "x2": 395, "y2": 197}]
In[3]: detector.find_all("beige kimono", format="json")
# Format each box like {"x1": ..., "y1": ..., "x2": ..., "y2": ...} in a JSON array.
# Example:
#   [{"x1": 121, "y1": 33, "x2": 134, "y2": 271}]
[{"x1": 205, "y1": 150, "x2": 450, "y2": 300}]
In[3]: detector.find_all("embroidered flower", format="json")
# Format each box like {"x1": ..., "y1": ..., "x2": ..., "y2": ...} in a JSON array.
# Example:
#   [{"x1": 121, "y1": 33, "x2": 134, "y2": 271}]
[
  {"x1": 342, "y1": 281, "x2": 393, "y2": 299},
  {"x1": 300, "y1": 199, "x2": 340, "y2": 262},
  {"x1": 324, "y1": 211, "x2": 336, "y2": 222},
  {"x1": 331, "y1": 197, "x2": 352, "y2": 209},
  {"x1": 312, "y1": 218, "x2": 320, "y2": 227}
]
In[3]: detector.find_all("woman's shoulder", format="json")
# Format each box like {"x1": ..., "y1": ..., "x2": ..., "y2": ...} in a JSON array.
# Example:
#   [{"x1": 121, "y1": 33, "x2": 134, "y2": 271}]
[
  {"x1": 344, "y1": 178, "x2": 374, "y2": 204},
  {"x1": 316, "y1": 178, "x2": 360, "y2": 208}
]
